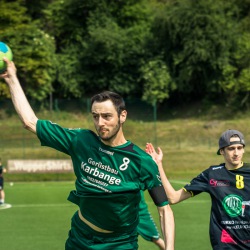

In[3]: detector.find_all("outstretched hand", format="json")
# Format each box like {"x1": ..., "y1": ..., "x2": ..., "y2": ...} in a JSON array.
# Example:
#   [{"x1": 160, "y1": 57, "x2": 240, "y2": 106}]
[
  {"x1": 145, "y1": 143, "x2": 163, "y2": 164},
  {"x1": 0, "y1": 57, "x2": 17, "y2": 82}
]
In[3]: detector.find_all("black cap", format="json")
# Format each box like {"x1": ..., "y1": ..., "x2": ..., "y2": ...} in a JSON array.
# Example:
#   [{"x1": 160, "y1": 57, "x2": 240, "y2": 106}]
[{"x1": 217, "y1": 129, "x2": 245, "y2": 155}]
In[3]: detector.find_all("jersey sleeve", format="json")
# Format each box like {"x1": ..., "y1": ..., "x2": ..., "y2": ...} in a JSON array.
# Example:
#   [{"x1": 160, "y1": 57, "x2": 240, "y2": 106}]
[
  {"x1": 140, "y1": 155, "x2": 169, "y2": 206},
  {"x1": 36, "y1": 120, "x2": 80, "y2": 155},
  {"x1": 139, "y1": 155, "x2": 162, "y2": 190},
  {"x1": 184, "y1": 168, "x2": 210, "y2": 196}
]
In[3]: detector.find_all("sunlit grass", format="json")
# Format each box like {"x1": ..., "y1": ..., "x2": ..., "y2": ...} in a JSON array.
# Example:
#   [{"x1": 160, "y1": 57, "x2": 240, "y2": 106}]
[{"x1": 1, "y1": 181, "x2": 211, "y2": 250}]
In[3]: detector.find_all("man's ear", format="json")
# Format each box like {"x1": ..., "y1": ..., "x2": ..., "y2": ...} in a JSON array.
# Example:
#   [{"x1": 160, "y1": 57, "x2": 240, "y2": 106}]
[
  {"x1": 220, "y1": 148, "x2": 224, "y2": 155},
  {"x1": 120, "y1": 110, "x2": 127, "y2": 124}
]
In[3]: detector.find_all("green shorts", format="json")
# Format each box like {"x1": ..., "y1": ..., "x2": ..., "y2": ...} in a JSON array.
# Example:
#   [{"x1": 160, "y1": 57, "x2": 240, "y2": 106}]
[
  {"x1": 137, "y1": 210, "x2": 160, "y2": 242},
  {"x1": 65, "y1": 211, "x2": 138, "y2": 250}
]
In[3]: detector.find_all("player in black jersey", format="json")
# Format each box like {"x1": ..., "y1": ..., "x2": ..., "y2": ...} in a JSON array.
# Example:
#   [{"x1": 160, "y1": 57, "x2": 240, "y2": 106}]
[
  {"x1": 146, "y1": 129, "x2": 250, "y2": 250},
  {"x1": 1, "y1": 58, "x2": 175, "y2": 250},
  {"x1": 0, "y1": 159, "x2": 7, "y2": 205}
]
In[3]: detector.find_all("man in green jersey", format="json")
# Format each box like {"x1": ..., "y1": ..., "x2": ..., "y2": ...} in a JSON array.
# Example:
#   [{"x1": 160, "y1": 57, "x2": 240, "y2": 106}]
[
  {"x1": 138, "y1": 191, "x2": 165, "y2": 250},
  {"x1": 1, "y1": 58, "x2": 174, "y2": 250},
  {"x1": 146, "y1": 129, "x2": 250, "y2": 250}
]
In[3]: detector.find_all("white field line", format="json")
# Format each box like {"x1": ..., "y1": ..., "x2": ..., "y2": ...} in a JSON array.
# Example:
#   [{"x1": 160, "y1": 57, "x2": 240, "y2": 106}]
[{"x1": 0, "y1": 203, "x2": 12, "y2": 210}]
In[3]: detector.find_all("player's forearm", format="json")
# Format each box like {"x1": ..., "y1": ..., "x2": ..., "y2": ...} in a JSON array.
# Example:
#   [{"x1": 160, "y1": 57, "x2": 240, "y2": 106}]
[
  {"x1": 158, "y1": 205, "x2": 175, "y2": 250},
  {"x1": 158, "y1": 162, "x2": 184, "y2": 204},
  {"x1": 7, "y1": 74, "x2": 38, "y2": 133}
]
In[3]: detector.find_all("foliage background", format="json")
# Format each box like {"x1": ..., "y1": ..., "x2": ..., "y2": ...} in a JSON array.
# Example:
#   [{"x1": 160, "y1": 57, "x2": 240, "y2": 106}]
[{"x1": 1, "y1": 0, "x2": 250, "y2": 110}]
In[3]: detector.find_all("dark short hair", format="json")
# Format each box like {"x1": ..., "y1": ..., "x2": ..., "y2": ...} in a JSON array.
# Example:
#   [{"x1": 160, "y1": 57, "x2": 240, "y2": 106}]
[{"x1": 91, "y1": 91, "x2": 126, "y2": 115}]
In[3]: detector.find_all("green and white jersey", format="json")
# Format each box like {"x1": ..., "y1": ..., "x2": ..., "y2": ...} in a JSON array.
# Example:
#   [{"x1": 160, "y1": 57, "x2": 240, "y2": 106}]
[{"x1": 37, "y1": 120, "x2": 167, "y2": 233}]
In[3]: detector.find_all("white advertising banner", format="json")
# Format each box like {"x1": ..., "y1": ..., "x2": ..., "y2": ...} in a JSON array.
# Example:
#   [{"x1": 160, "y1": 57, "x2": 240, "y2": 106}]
[{"x1": 7, "y1": 159, "x2": 73, "y2": 173}]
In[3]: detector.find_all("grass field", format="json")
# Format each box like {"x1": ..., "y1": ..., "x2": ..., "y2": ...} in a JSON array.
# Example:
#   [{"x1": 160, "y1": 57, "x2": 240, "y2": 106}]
[{"x1": 1, "y1": 181, "x2": 211, "y2": 250}]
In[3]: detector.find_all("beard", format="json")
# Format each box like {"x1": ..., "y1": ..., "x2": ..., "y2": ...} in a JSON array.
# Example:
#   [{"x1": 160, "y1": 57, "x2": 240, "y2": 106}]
[{"x1": 96, "y1": 122, "x2": 121, "y2": 142}]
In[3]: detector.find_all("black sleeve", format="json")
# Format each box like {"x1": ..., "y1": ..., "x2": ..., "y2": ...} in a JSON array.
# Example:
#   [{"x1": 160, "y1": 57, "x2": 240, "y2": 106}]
[
  {"x1": 184, "y1": 168, "x2": 210, "y2": 196},
  {"x1": 148, "y1": 185, "x2": 168, "y2": 206}
]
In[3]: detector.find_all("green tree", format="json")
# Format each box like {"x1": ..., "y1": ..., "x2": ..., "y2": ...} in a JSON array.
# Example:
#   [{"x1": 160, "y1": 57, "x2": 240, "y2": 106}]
[
  {"x1": 220, "y1": 0, "x2": 250, "y2": 107},
  {"x1": 151, "y1": 0, "x2": 240, "y2": 103},
  {"x1": 3, "y1": 0, "x2": 250, "y2": 109},
  {"x1": 0, "y1": 0, "x2": 56, "y2": 102},
  {"x1": 141, "y1": 56, "x2": 176, "y2": 105},
  {"x1": 218, "y1": 32, "x2": 250, "y2": 107},
  {"x1": 43, "y1": 0, "x2": 154, "y2": 99}
]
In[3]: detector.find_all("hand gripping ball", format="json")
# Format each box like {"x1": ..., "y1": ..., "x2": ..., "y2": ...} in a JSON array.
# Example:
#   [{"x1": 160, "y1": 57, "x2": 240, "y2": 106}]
[{"x1": 0, "y1": 42, "x2": 13, "y2": 73}]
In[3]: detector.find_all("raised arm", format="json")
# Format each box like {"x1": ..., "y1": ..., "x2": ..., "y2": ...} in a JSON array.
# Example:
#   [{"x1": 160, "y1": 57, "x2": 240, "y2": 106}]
[
  {"x1": 0, "y1": 58, "x2": 38, "y2": 133},
  {"x1": 145, "y1": 143, "x2": 191, "y2": 204}
]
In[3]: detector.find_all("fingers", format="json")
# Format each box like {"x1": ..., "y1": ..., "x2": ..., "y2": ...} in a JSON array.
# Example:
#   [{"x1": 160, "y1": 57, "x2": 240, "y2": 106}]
[
  {"x1": 3, "y1": 56, "x2": 10, "y2": 63},
  {"x1": 0, "y1": 57, "x2": 16, "y2": 78},
  {"x1": 0, "y1": 69, "x2": 8, "y2": 78},
  {"x1": 146, "y1": 143, "x2": 153, "y2": 150},
  {"x1": 4, "y1": 57, "x2": 15, "y2": 69},
  {"x1": 146, "y1": 143, "x2": 154, "y2": 154},
  {"x1": 157, "y1": 147, "x2": 163, "y2": 154},
  {"x1": 2, "y1": 57, "x2": 10, "y2": 70},
  {"x1": 157, "y1": 147, "x2": 164, "y2": 160}
]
